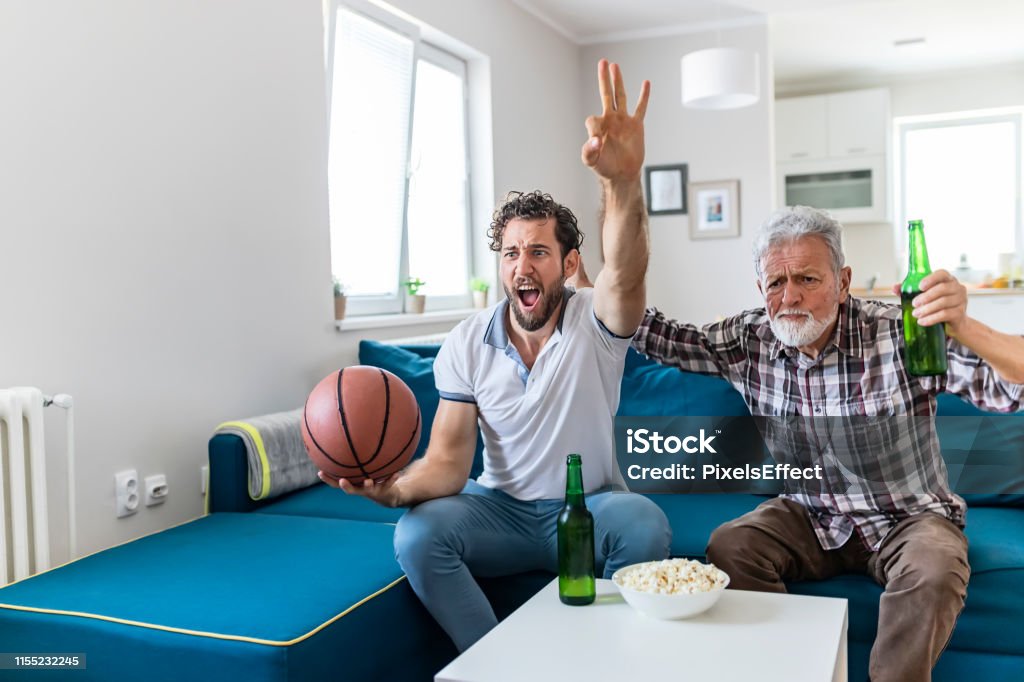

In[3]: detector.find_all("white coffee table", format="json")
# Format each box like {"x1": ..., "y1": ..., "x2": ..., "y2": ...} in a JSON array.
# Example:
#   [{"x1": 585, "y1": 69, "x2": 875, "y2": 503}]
[{"x1": 436, "y1": 578, "x2": 847, "y2": 682}]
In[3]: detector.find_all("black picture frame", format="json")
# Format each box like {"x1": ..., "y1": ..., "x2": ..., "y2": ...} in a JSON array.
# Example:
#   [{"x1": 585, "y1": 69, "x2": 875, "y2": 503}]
[{"x1": 644, "y1": 163, "x2": 688, "y2": 215}]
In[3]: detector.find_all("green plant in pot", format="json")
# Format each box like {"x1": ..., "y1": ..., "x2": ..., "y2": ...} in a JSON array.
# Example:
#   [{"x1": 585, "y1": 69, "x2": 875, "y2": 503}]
[
  {"x1": 469, "y1": 276, "x2": 490, "y2": 309},
  {"x1": 404, "y1": 277, "x2": 426, "y2": 313},
  {"x1": 332, "y1": 277, "x2": 347, "y2": 320}
]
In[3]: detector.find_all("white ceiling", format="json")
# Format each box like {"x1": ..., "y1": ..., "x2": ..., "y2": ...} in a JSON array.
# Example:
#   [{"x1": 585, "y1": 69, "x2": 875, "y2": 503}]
[{"x1": 512, "y1": 0, "x2": 1024, "y2": 92}]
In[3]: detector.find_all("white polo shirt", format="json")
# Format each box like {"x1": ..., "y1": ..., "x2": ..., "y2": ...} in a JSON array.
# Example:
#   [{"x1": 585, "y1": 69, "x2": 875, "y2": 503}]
[{"x1": 434, "y1": 287, "x2": 632, "y2": 500}]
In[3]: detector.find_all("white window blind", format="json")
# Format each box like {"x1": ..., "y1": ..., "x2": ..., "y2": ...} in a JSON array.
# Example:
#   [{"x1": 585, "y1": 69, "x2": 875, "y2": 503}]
[
  {"x1": 325, "y1": 2, "x2": 473, "y2": 316},
  {"x1": 328, "y1": 7, "x2": 413, "y2": 312}
]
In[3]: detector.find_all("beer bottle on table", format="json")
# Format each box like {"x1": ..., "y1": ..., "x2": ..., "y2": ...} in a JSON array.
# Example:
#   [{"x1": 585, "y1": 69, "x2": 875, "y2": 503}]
[
  {"x1": 901, "y1": 219, "x2": 948, "y2": 376},
  {"x1": 557, "y1": 454, "x2": 595, "y2": 605}
]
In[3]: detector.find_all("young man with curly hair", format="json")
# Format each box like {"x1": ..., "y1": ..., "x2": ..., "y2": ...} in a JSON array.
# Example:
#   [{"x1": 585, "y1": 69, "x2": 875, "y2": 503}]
[{"x1": 319, "y1": 60, "x2": 671, "y2": 651}]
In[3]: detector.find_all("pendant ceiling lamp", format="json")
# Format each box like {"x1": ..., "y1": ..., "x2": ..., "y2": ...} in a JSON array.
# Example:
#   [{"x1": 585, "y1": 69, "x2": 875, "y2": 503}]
[{"x1": 681, "y1": 46, "x2": 760, "y2": 110}]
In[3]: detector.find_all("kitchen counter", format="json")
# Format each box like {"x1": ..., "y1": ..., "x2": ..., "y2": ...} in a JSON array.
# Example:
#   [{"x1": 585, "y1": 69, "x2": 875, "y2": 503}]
[
  {"x1": 848, "y1": 288, "x2": 1024, "y2": 334},
  {"x1": 849, "y1": 287, "x2": 1024, "y2": 298}
]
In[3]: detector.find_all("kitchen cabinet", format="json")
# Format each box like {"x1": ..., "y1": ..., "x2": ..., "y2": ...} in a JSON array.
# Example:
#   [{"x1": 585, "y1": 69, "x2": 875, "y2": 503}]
[
  {"x1": 964, "y1": 294, "x2": 1024, "y2": 335},
  {"x1": 775, "y1": 88, "x2": 891, "y2": 223},
  {"x1": 775, "y1": 89, "x2": 889, "y2": 162},
  {"x1": 826, "y1": 89, "x2": 889, "y2": 158},
  {"x1": 776, "y1": 95, "x2": 827, "y2": 161}
]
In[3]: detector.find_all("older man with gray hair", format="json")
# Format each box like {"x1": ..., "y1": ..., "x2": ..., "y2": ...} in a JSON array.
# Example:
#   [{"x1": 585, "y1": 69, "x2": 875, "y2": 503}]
[{"x1": 631, "y1": 205, "x2": 1024, "y2": 682}]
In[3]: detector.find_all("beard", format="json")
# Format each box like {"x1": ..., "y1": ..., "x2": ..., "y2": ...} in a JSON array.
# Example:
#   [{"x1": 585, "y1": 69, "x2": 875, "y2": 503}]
[
  {"x1": 769, "y1": 306, "x2": 838, "y2": 348},
  {"x1": 504, "y1": 274, "x2": 566, "y2": 332}
]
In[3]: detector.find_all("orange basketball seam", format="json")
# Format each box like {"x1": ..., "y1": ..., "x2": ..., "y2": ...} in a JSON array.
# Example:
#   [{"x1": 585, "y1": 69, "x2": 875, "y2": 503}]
[
  {"x1": 302, "y1": 393, "x2": 351, "y2": 471},
  {"x1": 359, "y1": 368, "x2": 392, "y2": 469},
  {"x1": 335, "y1": 367, "x2": 371, "y2": 480},
  {"x1": 364, "y1": 408, "x2": 420, "y2": 478}
]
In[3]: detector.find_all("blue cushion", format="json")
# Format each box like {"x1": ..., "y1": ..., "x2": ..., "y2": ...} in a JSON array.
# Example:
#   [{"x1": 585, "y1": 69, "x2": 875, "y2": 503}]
[
  {"x1": 359, "y1": 340, "x2": 484, "y2": 478},
  {"x1": 255, "y1": 481, "x2": 405, "y2": 523},
  {"x1": 790, "y1": 506, "x2": 1024, "y2": 657},
  {"x1": 0, "y1": 513, "x2": 454, "y2": 681},
  {"x1": 642, "y1": 493, "x2": 766, "y2": 558},
  {"x1": 932, "y1": 648, "x2": 1024, "y2": 681},
  {"x1": 619, "y1": 348, "x2": 750, "y2": 417},
  {"x1": 0, "y1": 514, "x2": 400, "y2": 640},
  {"x1": 357, "y1": 341, "x2": 440, "y2": 463},
  {"x1": 937, "y1": 393, "x2": 990, "y2": 417},
  {"x1": 950, "y1": 506, "x2": 1024, "y2": 656},
  {"x1": 935, "y1": 393, "x2": 1024, "y2": 506},
  {"x1": 789, "y1": 574, "x2": 883, "y2": 645}
]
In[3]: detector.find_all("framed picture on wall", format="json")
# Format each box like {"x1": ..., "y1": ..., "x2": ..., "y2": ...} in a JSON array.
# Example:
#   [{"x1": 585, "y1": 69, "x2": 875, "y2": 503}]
[
  {"x1": 688, "y1": 179, "x2": 740, "y2": 239},
  {"x1": 644, "y1": 164, "x2": 688, "y2": 215}
]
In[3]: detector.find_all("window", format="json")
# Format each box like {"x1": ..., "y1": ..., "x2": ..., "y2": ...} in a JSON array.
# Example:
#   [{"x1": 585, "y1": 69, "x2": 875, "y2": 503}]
[
  {"x1": 325, "y1": 1, "x2": 472, "y2": 315},
  {"x1": 896, "y1": 110, "x2": 1022, "y2": 274}
]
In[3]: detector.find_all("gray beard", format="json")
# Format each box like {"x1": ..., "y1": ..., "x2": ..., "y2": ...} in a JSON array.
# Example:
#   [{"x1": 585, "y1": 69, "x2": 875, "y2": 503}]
[{"x1": 769, "y1": 307, "x2": 837, "y2": 348}]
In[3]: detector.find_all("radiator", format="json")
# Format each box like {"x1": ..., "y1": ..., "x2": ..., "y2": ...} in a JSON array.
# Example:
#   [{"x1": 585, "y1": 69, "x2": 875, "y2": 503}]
[{"x1": 0, "y1": 387, "x2": 75, "y2": 584}]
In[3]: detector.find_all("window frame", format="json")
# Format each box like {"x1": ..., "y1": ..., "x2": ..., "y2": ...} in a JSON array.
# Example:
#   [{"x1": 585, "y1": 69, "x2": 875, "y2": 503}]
[
  {"x1": 895, "y1": 109, "x2": 1023, "y2": 273},
  {"x1": 408, "y1": 42, "x2": 474, "y2": 312},
  {"x1": 324, "y1": 0, "x2": 475, "y2": 317}
]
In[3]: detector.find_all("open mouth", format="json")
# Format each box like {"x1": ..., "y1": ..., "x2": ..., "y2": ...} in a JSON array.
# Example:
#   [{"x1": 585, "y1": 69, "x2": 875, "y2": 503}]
[{"x1": 516, "y1": 285, "x2": 541, "y2": 311}]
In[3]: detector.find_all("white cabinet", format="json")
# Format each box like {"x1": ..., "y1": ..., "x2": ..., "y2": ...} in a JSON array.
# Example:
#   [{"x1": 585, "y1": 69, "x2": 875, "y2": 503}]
[
  {"x1": 775, "y1": 88, "x2": 891, "y2": 223},
  {"x1": 775, "y1": 89, "x2": 889, "y2": 162},
  {"x1": 856, "y1": 293, "x2": 1024, "y2": 335},
  {"x1": 776, "y1": 96, "x2": 827, "y2": 161},
  {"x1": 826, "y1": 89, "x2": 889, "y2": 158},
  {"x1": 965, "y1": 295, "x2": 1024, "y2": 335}
]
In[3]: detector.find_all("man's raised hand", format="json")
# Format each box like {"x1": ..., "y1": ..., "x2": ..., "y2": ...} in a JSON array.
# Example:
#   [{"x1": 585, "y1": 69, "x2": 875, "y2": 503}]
[{"x1": 581, "y1": 59, "x2": 650, "y2": 183}]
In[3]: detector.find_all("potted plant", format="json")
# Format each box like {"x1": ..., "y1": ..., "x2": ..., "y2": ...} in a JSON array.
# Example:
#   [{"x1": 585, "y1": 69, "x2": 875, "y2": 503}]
[
  {"x1": 404, "y1": 277, "x2": 426, "y2": 314},
  {"x1": 469, "y1": 276, "x2": 490, "y2": 309},
  {"x1": 332, "y1": 277, "x2": 347, "y2": 321}
]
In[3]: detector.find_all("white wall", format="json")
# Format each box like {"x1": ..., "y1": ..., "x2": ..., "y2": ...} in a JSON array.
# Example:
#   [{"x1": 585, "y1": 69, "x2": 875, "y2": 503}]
[
  {"x1": 886, "y1": 63, "x2": 1024, "y2": 119},
  {"x1": 580, "y1": 25, "x2": 774, "y2": 324},
  {"x1": 0, "y1": 0, "x2": 578, "y2": 561}
]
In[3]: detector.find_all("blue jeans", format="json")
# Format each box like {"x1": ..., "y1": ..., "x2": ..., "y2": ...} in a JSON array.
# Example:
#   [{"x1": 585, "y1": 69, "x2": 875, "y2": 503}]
[{"x1": 393, "y1": 480, "x2": 671, "y2": 651}]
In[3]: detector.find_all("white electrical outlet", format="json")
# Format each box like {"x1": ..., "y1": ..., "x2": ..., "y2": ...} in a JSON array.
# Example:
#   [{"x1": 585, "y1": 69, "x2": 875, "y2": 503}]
[
  {"x1": 200, "y1": 465, "x2": 209, "y2": 495},
  {"x1": 144, "y1": 474, "x2": 168, "y2": 507},
  {"x1": 115, "y1": 469, "x2": 139, "y2": 518}
]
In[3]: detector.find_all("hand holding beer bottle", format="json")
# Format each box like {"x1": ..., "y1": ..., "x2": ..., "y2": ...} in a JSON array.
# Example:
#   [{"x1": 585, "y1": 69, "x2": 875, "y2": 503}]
[{"x1": 901, "y1": 220, "x2": 948, "y2": 376}]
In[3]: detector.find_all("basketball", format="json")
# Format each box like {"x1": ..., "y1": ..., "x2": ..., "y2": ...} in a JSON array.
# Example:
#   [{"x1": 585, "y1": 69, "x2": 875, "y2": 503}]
[{"x1": 301, "y1": 366, "x2": 421, "y2": 484}]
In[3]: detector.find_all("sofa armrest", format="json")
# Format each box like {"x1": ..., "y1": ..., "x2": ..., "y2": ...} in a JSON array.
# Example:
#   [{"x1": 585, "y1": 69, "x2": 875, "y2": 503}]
[{"x1": 208, "y1": 433, "x2": 266, "y2": 513}]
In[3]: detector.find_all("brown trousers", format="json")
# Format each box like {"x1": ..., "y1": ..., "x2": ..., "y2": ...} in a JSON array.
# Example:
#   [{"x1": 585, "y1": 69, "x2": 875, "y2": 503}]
[{"x1": 706, "y1": 498, "x2": 970, "y2": 682}]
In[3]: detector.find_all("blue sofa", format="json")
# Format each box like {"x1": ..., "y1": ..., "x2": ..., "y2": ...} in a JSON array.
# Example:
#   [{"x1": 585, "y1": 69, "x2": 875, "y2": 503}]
[{"x1": 1, "y1": 340, "x2": 1021, "y2": 681}]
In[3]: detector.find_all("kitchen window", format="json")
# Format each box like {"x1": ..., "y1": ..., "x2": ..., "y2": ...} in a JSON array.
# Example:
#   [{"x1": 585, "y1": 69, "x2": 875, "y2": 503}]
[{"x1": 896, "y1": 110, "x2": 1022, "y2": 274}]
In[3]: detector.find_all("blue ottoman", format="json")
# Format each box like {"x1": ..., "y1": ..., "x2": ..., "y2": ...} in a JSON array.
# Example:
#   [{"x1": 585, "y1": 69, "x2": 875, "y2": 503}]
[{"x1": 0, "y1": 513, "x2": 453, "y2": 681}]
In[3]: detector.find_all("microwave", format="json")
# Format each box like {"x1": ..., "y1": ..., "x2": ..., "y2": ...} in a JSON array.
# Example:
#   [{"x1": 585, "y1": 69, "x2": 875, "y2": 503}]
[{"x1": 776, "y1": 155, "x2": 888, "y2": 224}]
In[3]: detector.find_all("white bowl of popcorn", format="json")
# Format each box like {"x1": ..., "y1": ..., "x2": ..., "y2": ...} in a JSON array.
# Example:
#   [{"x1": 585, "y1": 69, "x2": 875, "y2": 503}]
[{"x1": 612, "y1": 558, "x2": 730, "y2": 620}]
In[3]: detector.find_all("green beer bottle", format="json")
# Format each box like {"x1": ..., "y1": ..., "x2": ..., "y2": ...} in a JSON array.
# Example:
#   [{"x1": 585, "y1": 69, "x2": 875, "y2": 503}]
[
  {"x1": 557, "y1": 454, "x2": 595, "y2": 605},
  {"x1": 901, "y1": 219, "x2": 948, "y2": 376}
]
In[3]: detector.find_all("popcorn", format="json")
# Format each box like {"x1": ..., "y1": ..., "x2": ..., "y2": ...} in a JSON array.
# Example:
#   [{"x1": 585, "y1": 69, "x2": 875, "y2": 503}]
[{"x1": 614, "y1": 559, "x2": 728, "y2": 595}]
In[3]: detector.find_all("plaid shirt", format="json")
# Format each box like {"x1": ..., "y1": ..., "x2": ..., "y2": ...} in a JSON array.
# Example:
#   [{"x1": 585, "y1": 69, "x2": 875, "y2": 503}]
[{"x1": 633, "y1": 296, "x2": 1024, "y2": 551}]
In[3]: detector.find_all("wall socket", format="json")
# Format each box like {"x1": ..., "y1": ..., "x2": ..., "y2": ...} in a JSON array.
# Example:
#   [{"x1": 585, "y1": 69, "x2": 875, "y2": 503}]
[
  {"x1": 144, "y1": 474, "x2": 168, "y2": 506},
  {"x1": 115, "y1": 469, "x2": 139, "y2": 518},
  {"x1": 200, "y1": 465, "x2": 208, "y2": 496}
]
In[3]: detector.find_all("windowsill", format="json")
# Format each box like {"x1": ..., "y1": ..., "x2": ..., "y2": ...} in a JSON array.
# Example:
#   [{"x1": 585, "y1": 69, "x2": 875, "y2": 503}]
[{"x1": 336, "y1": 308, "x2": 478, "y2": 332}]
